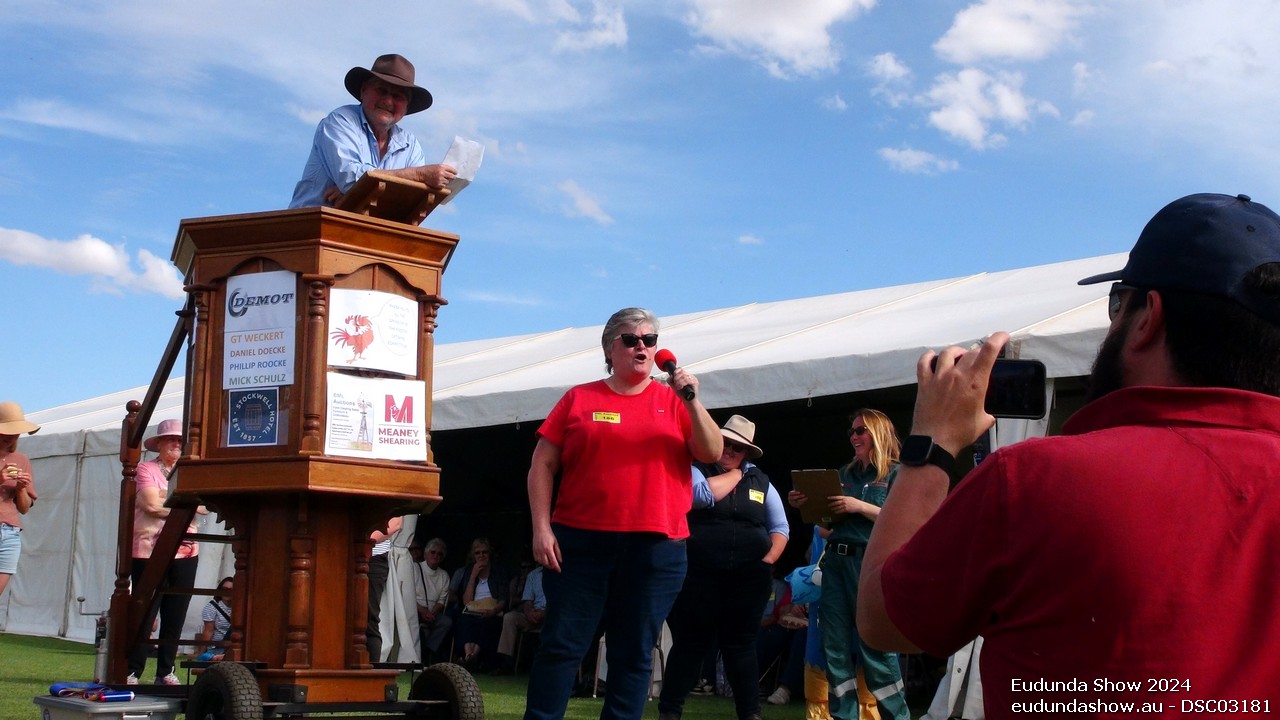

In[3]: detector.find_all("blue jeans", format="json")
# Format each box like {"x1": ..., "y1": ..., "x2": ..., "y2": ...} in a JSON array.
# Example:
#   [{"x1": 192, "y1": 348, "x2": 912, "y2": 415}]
[
  {"x1": 525, "y1": 525, "x2": 687, "y2": 720},
  {"x1": 0, "y1": 524, "x2": 22, "y2": 575}
]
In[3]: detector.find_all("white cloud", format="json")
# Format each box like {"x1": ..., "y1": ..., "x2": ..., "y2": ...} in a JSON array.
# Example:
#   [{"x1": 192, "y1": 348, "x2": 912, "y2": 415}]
[
  {"x1": 477, "y1": 0, "x2": 538, "y2": 21},
  {"x1": 737, "y1": 234, "x2": 764, "y2": 245},
  {"x1": 554, "y1": 1, "x2": 628, "y2": 52},
  {"x1": 868, "y1": 52, "x2": 910, "y2": 82},
  {"x1": 461, "y1": 290, "x2": 545, "y2": 306},
  {"x1": 868, "y1": 52, "x2": 912, "y2": 107},
  {"x1": 480, "y1": 0, "x2": 582, "y2": 23},
  {"x1": 1070, "y1": 109, "x2": 1095, "y2": 126},
  {"x1": 934, "y1": 0, "x2": 1092, "y2": 65},
  {"x1": 820, "y1": 94, "x2": 849, "y2": 112},
  {"x1": 0, "y1": 227, "x2": 184, "y2": 298},
  {"x1": 1072, "y1": 61, "x2": 1091, "y2": 96},
  {"x1": 0, "y1": 98, "x2": 150, "y2": 144},
  {"x1": 286, "y1": 103, "x2": 328, "y2": 127},
  {"x1": 1088, "y1": 0, "x2": 1280, "y2": 164},
  {"x1": 684, "y1": 0, "x2": 877, "y2": 78},
  {"x1": 924, "y1": 68, "x2": 1050, "y2": 150},
  {"x1": 558, "y1": 180, "x2": 615, "y2": 225},
  {"x1": 878, "y1": 146, "x2": 959, "y2": 175}
]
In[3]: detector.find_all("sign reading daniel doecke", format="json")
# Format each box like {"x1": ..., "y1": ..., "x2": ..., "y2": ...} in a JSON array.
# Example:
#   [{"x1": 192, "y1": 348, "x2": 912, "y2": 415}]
[{"x1": 223, "y1": 270, "x2": 297, "y2": 390}]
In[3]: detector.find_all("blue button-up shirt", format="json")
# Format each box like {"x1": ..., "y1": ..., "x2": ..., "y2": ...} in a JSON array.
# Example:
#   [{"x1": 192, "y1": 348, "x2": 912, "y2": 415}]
[
  {"x1": 289, "y1": 104, "x2": 427, "y2": 208},
  {"x1": 522, "y1": 567, "x2": 547, "y2": 611}
]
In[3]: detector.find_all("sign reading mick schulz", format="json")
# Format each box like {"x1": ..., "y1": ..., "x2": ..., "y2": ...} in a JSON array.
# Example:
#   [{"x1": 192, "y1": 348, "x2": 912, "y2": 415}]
[{"x1": 223, "y1": 270, "x2": 297, "y2": 390}]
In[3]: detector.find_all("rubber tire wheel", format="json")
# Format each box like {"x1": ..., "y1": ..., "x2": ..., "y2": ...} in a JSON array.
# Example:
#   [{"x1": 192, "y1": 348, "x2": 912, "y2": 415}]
[
  {"x1": 408, "y1": 662, "x2": 484, "y2": 720},
  {"x1": 186, "y1": 661, "x2": 263, "y2": 720}
]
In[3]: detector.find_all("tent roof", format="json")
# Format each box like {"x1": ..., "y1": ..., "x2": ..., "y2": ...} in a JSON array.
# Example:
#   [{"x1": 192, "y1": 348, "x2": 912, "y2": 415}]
[{"x1": 29, "y1": 253, "x2": 1121, "y2": 435}]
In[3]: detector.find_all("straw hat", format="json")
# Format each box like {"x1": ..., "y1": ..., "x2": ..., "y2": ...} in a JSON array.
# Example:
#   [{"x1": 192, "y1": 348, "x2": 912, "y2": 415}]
[
  {"x1": 720, "y1": 415, "x2": 763, "y2": 459},
  {"x1": 0, "y1": 402, "x2": 39, "y2": 435},
  {"x1": 144, "y1": 418, "x2": 184, "y2": 451}
]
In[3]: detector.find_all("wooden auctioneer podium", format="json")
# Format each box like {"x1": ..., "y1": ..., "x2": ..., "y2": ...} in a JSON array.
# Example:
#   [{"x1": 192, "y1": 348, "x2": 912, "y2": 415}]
[{"x1": 140, "y1": 173, "x2": 455, "y2": 703}]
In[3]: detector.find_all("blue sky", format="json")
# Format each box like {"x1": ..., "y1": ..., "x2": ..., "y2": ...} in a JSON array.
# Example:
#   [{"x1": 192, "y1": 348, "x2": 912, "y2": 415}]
[{"x1": 3, "y1": 0, "x2": 1277, "y2": 413}]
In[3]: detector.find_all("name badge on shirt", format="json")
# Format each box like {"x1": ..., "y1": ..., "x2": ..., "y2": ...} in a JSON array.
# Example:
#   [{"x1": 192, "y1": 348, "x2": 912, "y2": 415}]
[
  {"x1": 593, "y1": 412, "x2": 621, "y2": 424},
  {"x1": 749, "y1": 489, "x2": 765, "y2": 504}
]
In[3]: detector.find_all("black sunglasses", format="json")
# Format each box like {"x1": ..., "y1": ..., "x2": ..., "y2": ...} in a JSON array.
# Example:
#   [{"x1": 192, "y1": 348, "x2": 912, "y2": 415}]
[
  {"x1": 1108, "y1": 283, "x2": 1142, "y2": 322},
  {"x1": 617, "y1": 333, "x2": 658, "y2": 348},
  {"x1": 849, "y1": 426, "x2": 870, "y2": 437}
]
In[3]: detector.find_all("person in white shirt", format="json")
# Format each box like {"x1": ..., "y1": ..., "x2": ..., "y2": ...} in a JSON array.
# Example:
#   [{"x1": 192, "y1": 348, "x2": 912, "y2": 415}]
[{"x1": 411, "y1": 537, "x2": 453, "y2": 663}]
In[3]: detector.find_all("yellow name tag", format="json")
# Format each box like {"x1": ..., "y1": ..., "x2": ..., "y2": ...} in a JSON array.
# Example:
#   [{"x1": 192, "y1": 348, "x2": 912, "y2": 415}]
[
  {"x1": 749, "y1": 489, "x2": 765, "y2": 504},
  {"x1": 593, "y1": 412, "x2": 621, "y2": 424}
]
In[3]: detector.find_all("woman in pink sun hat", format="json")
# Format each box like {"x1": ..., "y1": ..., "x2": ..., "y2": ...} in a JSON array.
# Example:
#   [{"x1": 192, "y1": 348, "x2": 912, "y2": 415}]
[{"x1": 126, "y1": 418, "x2": 207, "y2": 686}]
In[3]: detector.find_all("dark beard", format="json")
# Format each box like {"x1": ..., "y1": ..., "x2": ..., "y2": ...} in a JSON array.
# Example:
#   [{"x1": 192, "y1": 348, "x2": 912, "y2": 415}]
[{"x1": 1085, "y1": 316, "x2": 1130, "y2": 403}]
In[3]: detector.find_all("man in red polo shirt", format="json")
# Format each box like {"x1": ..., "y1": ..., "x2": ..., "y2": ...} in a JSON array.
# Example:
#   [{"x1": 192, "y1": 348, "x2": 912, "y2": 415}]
[{"x1": 858, "y1": 193, "x2": 1280, "y2": 718}]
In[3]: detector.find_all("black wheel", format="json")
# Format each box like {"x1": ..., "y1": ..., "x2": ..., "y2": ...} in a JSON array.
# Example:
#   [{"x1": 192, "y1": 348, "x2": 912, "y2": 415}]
[
  {"x1": 408, "y1": 662, "x2": 484, "y2": 720},
  {"x1": 186, "y1": 662, "x2": 263, "y2": 720}
]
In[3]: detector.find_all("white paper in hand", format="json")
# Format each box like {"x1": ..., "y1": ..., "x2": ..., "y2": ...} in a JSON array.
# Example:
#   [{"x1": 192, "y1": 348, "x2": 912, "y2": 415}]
[{"x1": 440, "y1": 136, "x2": 484, "y2": 204}]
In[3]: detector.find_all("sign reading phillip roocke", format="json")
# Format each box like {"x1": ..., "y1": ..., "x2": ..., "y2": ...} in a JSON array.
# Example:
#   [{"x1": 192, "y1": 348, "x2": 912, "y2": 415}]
[{"x1": 223, "y1": 270, "x2": 297, "y2": 390}]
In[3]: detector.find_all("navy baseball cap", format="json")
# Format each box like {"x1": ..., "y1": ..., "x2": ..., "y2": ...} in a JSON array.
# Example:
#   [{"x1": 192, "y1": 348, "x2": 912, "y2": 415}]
[{"x1": 1079, "y1": 193, "x2": 1280, "y2": 324}]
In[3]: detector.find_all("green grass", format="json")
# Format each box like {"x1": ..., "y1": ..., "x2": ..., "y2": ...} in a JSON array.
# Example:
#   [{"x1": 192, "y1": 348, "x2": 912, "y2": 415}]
[
  {"x1": 0, "y1": 634, "x2": 809, "y2": 719},
  {"x1": 2, "y1": 634, "x2": 99, "y2": 719}
]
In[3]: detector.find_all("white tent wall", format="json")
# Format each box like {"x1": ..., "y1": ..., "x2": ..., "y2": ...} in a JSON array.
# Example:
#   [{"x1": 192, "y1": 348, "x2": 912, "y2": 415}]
[
  {"x1": 1, "y1": 429, "x2": 86, "y2": 638},
  {"x1": 1, "y1": 423, "x2": 233, "y2": 648},
  {"x1": 2, "y1": 253, "x2": 1123, "y2": 644}
]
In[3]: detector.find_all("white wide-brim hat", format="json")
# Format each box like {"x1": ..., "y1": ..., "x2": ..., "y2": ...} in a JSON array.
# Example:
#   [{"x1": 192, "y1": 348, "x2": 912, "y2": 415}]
[{"x1": 721, "y1": 414, "x2": 763, "y2": 459}]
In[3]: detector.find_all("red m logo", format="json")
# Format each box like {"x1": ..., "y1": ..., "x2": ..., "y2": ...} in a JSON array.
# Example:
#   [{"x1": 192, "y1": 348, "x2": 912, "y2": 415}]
[{"x1": 385, "y1": 395, "x2": 413, "y2": 423}]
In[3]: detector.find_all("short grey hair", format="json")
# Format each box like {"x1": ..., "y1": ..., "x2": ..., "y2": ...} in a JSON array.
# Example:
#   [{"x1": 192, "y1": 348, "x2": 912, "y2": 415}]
[
  {"x1": 601, "y1": 307, "x2": 659, "y2": 374},
  {"x1": 425, "y1": 537, "x2": 446, "y2": 555}
]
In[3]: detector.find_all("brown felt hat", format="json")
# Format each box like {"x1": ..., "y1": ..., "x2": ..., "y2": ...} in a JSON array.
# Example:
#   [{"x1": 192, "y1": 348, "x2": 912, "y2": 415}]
[{"x1": 344, "y1": 54, "x2": 434, "y2": 115}]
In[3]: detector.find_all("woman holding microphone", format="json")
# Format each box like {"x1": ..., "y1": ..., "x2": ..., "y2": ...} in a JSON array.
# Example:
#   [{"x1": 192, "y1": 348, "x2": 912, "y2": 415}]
[{"x1": 524, "y1": 307, "x2": 722, "y2": 720}]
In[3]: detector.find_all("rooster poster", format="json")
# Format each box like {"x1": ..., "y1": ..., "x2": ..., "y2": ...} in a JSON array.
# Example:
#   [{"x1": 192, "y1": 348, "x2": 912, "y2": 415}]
[{"x1": 327, "y1": 289, "x2": 418, "y2": 376}]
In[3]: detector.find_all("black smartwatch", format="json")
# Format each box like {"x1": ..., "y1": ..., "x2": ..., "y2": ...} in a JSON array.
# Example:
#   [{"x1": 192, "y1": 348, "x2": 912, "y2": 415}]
[{"x1": 900, "y1": 435, "x2": 956, "y2": 476}]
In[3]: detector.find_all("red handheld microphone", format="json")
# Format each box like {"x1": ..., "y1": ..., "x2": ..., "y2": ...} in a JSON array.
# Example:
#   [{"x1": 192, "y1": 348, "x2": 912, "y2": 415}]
[{"x1": 655, "y1": 349, "x2": 695, "y2": 401}]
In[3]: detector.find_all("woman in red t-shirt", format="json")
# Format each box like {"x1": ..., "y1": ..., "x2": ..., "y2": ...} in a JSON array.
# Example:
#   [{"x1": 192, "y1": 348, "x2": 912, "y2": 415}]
[{"x1": 524, "y1": 307, "x2": 723, "y2": 720}]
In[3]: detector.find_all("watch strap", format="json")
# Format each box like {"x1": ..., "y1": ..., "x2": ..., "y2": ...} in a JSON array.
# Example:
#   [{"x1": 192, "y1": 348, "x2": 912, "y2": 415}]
[{"x1": 902, "y1": 435, "x2": 956, "y2": 476}]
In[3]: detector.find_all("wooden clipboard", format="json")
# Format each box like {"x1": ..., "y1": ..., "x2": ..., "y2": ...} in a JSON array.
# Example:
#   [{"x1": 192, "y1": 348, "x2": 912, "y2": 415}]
[
  {"x1": 791, "y1": 469, "x2": 843, "y2": 526},
  {"x1": 335, "y1": 170, "x2": 449, "y2": 225}
]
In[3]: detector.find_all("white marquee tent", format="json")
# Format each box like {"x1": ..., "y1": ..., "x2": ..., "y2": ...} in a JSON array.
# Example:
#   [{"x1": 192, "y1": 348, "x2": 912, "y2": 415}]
[{"x1": 0, "y1": 253, "x2": 1121, "y2": 649}]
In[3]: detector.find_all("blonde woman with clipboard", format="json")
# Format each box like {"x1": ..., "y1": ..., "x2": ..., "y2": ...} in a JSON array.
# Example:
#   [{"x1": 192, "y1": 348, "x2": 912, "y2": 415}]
[{"x1": 788, "y1": 409, "x2": 907, "y2": 720}]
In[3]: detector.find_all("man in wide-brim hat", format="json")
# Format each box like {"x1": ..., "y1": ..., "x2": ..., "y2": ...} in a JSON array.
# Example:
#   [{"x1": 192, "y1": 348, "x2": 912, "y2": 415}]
[{"x1": 289, "y1": 53, "x2": 457, "y2": 212}]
